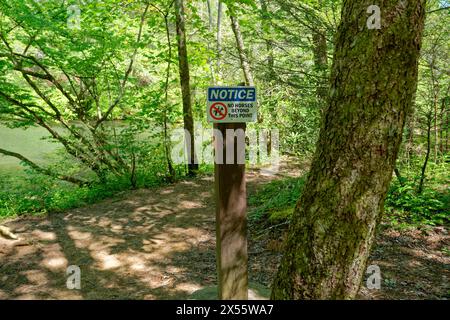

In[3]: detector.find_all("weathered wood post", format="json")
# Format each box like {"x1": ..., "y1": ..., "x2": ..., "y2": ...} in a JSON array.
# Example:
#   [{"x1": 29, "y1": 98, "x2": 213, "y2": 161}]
[
  {"x1": 214, "y1": 121, "x2": 248, "y2": 300},
  {"x1": 208, "y1": 85, "x2": 256, "y2": 300}
]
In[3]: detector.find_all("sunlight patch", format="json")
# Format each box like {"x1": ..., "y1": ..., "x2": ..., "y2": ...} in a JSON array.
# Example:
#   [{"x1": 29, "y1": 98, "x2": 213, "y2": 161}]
[
  {"x1": 31, "y1": 230, "x2": 56, "y2": 241},
  {"x1": 93, "y1": 251, "x2": 122, "y2": 270},
  {"x1": 43, "y1": 257, "x2": 68, "y2": 270},
  {"x1": 22, "y1": 270, "x2": 49, "y2": 285},
  {"x1": 178, "y1": 200, "x2": 203, "y2": 209}
]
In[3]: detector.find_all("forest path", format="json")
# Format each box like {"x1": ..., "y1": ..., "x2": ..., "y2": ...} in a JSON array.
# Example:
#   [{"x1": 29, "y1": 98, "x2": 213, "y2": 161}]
[
  {"x1": 0, "y1": 162, "x2": 296, "y2": 299},
  {"x1": 0, "y1": 160, "x2": 448, "y2": 299}
]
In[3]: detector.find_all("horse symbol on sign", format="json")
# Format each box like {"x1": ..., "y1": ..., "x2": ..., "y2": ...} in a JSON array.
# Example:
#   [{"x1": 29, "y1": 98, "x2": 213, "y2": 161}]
[{"x1": 210, "y1": 102, "x2": 228, "y2": 121}]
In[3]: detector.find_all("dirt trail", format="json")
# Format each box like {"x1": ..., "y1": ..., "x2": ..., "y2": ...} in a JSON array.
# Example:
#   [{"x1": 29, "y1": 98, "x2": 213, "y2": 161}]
[
  {"x1": 0, "y1": 161, "x2": 448, "y2": 299},
  {"x1": 0, "y1": 163, "x2": 287, "y2": 299}
]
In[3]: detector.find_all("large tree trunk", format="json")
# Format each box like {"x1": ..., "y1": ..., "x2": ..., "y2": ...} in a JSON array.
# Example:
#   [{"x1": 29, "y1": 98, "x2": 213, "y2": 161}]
[
  {"x1": 175, "y1": 0, "x2": 198, "y2": 175},
  {"x1": 271, "y1": 0, "x2": 426, "y2": 299}
]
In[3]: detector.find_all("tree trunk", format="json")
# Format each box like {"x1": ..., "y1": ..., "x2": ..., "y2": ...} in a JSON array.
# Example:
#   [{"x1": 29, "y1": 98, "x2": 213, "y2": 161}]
[
  {"x1": 230, "y1": 12, "x2": 261, "y2": 128},
  {"x1": 163, "y1": 13, "x2": 176, "y2": 182},
  {"x1": 439, "y1": 97, "x2": 445, "y2": 153},
  {"x1": 406, "y1": 113, "x2": 415, "y2": 166},
  {"x1": 271, "y1": 0, "x2": 426, "y2": 299},
  {"x1": 260, "y1": 0, "x2": 274, "y2": 154},
  {"x1": 429, "y1": 59, "x2": 439, "y2": 162},
  {"x1": 418, "y1": 112, "x2": 432, "y2": 194},
  {"x1": 394, "y1": 167, "x2": 405, "y2": 187},
  {"x1": 217, "y1": 0, "x2": 223, "y2": 78},
  {"x1": 175, "y1": 0, "x2": 198, "y2": 175},
  {"x1": 445, "y1": 96, "x2": 449, "y2": 153},
  {"x1": 206, "y1": 0, "x2": 216, "y2": 84},
  {"x1": 229, "y1": 14, "x2": 254, "y2": 87}
]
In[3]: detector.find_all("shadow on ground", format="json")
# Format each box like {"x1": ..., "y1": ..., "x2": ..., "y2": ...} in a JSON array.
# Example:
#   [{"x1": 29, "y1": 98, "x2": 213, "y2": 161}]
[
  {"x1": 0, "y1": 164, "x2": 293, "y2": 300},
  {"x1": 1, "y1": 159, "x2": 447, "y2": 300}
]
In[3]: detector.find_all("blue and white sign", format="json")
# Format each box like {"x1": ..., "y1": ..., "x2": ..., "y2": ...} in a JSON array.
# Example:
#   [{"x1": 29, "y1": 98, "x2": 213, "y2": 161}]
[{"x1": 207, "y1": 86, "x2": 257, "y2": 123}]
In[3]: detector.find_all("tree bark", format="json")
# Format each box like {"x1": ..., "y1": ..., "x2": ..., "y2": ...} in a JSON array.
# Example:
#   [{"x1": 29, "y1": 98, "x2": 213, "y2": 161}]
[
  {"x1": 406, "y1": 112, "x2": 415, "y2": 166},
  {"x1": 445, "y1": 96, "x2": 449, "y2": 153},
  {"x1": 271, "y1": 0, "x2": 426, "y2": 299},
  {"x1": 163, "y1": 11, "x2": 176, "y2": 182},
  {"x1": 439, "y1": 97, "x2": 444, "y2": 153},
  {"x1": 217, "y1": 0, "x2": 223, "y2": 78},
  {"x1": 229, "y1": 14, "x2": 254, "y2": 87},
  {"x1": 394, "y1": 167, "x2": 405, "y2": 187},
  {"x1": 206, "y1": 0, "x2": 216, "y2": 84},
  {"x1": 175, "y1": 0, "x2": 198, "y2": 175}
]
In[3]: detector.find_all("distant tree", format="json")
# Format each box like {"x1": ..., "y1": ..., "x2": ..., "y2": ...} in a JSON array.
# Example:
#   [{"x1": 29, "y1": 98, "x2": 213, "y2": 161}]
[
  {"x1": 229, "y1": 12, "x2": 254, "y2": 86},
  {"x1": 174, "y1": 0, "x2": 198, "y2": 176}
]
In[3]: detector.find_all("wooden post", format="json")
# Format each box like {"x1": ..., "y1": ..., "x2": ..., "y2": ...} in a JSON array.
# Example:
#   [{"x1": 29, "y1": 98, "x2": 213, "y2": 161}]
[{"x1": 214, "y1": 122, "x2": 248, "y2": 300}]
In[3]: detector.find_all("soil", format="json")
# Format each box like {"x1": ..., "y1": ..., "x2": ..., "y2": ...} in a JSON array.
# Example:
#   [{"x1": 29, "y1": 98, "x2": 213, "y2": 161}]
[{"x1": 0, "y1": 160, "x2": 448, "y2": 300}]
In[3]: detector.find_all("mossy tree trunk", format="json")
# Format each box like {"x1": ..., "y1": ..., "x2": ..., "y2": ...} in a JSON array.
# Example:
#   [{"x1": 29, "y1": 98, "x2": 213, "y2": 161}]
[{"x1": 271, "y1": 0, "x2": 426, "y2": 299}]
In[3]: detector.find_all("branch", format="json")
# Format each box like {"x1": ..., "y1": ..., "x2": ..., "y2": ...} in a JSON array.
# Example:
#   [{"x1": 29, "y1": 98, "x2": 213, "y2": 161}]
[
  {"x1": 428, "y1": 6, "x2": 450, "y2": 13},
  {"x1": 11, "y1": 52, "x2": 78, "y2": 108},
  {"x1": 0, "y1": 90, "x2": 124, "y2": 178},
  {"x1": 0, "y1": 90, "x2": 97, "y2": 170},
  {"x1": 95, "y1": 3, "x2": 150, "y2": 128},
  {"x1": 0, "y1": 148, "x2": 88, "y2": 186},
  {"x1": 273, "y1": 0, "x2": 333, "y2": 39},
  {"x1": 0, "y1": 89, "x2": 54, "y2": 117},
  {"x1": 12, "y1": 67, "x2": 51, "y2": 80},
  {"x1": 1, "y1": 31, "x2": 78, "y2": 113}
]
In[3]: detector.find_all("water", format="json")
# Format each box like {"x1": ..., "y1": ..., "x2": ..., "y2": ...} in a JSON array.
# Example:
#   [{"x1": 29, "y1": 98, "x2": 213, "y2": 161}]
[
  {"x1": 0, "y1": 122, "x2": 164, "y2": 175},
  {"x1": 0, "y1": 125, "x2": 61, "y2": 173}
]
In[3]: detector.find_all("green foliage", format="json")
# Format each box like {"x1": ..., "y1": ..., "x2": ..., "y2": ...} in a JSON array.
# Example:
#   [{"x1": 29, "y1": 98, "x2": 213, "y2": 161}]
[
  {"x1": 249, "y1": 166, "x2": 449, "y2": 228},
  {"x1": 0, "y1": 172, "x2": 124, "y2": 217},
  {"x1": 0, "y1": 154, "x2": 191, "y2": 218},
  {"x1": 0, "y1": 0, "x2": 448, "y2": 227},
  {"x1": 385, "y1": 181, "x2": 449, "y2": 227},
  {"x1": 249, "y1": 176, "x2": 305, "y2": 223}
]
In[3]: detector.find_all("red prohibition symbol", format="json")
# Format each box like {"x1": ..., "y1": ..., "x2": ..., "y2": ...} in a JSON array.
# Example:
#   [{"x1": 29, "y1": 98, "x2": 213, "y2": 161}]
[{"x1": 210, "y1": 102, "x2": 228, "y2": 120}]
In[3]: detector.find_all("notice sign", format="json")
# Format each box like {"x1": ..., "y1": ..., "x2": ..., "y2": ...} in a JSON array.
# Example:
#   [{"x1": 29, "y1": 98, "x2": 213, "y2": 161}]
[{"x1": 207, "y1": 86, "x2": 257, "y2": 123}]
